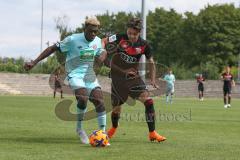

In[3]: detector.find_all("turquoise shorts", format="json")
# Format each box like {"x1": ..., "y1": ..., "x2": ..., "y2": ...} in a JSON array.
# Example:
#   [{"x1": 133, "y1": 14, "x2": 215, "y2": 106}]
[
  {"x1": 67, "y1": 76, "x2": 101, "y2": 95},
  {"x1": 166, "y1": 86, "x2": 174, "y2": 95}
]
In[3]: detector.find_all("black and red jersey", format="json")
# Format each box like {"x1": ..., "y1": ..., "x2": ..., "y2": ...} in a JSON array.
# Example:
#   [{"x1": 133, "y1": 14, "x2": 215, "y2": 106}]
[
  {"x1": 197, "y1": 77, "x2": 205, "y2": 84},
  {"x1": 107, "y1": 34, "x2": 152, "y2": 75},
  {"x1": 221, "y1": 72, "x2": 233, "y2": 87},
  {"x1": 55, "y1": 74, "x2": 60, "y2": 82}
]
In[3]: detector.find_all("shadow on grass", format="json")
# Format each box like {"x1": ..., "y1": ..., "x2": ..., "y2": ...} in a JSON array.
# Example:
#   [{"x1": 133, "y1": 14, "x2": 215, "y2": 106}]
[
  {"x1": 109, "y1": 137, "x2": 167, "y2": 145},
  {"x1": 0, "y1": 137, "x2": 81, "y2": 145}
]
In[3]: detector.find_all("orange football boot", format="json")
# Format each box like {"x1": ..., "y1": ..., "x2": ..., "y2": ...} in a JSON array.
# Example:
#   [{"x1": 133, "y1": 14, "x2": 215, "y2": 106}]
[{"x1": 149, "y1": 131, "x2": 166, "y2": 142}]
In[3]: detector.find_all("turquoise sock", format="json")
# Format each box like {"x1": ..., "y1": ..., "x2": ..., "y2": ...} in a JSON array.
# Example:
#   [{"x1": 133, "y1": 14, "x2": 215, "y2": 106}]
[
  {"x1": 97, "y1": 111, "x2": 106, "y2": 131},
  {"x1": 76, "y1": 106, "x2": 87, "y2": 130},
  {"x1": 166, "y1": 96, "x2": 169, "y2": 103}
]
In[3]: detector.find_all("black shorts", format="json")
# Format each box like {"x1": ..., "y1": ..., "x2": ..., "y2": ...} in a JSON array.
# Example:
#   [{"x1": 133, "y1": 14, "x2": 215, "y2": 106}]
[
  {"x1": 111, "y1": 77, "x2": 147, "y2": 106},
  {"x1": 223, "y1": 86, "x2": 231, "y2": 96},
  {"x1": 198, "y1": 83, "x2": 204, "y2": 92},
  {"x1": 55, "y1": 81, "x2": 62, "y2": 89}
]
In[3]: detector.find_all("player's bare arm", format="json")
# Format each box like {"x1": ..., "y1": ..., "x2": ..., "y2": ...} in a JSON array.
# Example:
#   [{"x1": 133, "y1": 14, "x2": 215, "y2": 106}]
[
  {"x1": 24, "y1": 44, "x2": 58, "y2": 71},
  {"x1": 147, "y1": 57, "x2": 158, "y2": 88},
  {"x1": 94, "y1": 50, "x2": 108, "y2": 75},
  {"x1": 220, "y1": 74, "x2": 225, "y2": 81},
  {"x1": 232, "y1": 79, "x2": 235, "y2": 87}
]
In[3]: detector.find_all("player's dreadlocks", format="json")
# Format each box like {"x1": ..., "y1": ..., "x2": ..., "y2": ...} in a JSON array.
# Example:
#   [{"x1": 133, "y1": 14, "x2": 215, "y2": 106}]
[{"x1": 85, "y1": 16, "x2": 100, "y2": 27}]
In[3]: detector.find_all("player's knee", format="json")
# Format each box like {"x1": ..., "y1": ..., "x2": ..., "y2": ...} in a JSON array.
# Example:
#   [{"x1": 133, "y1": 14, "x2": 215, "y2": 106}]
[
  {"x1": 90, "y1": 97, "x2": 103, "y2": 105},
  {"x1": 112, "y1": 111, "x2": 121, "y2": 117},
  {"x1": 139, "y1": 92, "x2": 150, "y2": 103},
  {"x1": 76, "y1": 94, "x2": 88, "y2": 103},
  {"x1": 112, "y1": 109, "x2": 121, "y2": 115},
  {"x1": 112, "y1": 106, "x2": 121, "y2": 114},
  {"x1": 75, "y1": 88, "x2": 88, "y2": 102},
  {"x1": 90, "y1": 98, "x2": 105, "y2": 113}
]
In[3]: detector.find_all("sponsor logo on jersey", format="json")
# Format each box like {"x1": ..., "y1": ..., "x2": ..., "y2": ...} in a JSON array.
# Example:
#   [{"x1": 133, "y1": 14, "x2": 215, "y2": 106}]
[
  {"x1": 109, "y1": 35, "x2": 117, "y2": 43},
  {"x1": 120, "y1": 52, "x2": 137, "y2": 63}
]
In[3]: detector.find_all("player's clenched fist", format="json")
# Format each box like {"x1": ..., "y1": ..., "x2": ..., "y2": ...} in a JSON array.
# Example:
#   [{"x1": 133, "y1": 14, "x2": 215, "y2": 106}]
[{"x1": 24, "y1": 61, "x2": 36, "y2": 71}]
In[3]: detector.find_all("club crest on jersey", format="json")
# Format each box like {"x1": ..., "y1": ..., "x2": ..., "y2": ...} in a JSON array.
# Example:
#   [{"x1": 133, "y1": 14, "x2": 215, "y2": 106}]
[
  {"x1": 109, "y1": 35, "x2": 117, "y2": 43},
  {"x1": 92, "y1": 44, "x2": 97, "y2": 50},
  {"x1": 135, "y1": 47, "x2": 142, "y2": 54},
  {"x1": 119, "y1": 40, "x2": 131, "y2": 49}
]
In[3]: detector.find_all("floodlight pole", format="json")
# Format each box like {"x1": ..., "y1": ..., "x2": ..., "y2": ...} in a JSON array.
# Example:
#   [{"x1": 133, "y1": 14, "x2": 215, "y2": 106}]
[
  {"x1": 238, "y1": 52, "x2": 240, "y2": 83},
  {"x1": 40, "y1": 0, "x2": 44, "y2": 52},
  {"x1": 140, "y1": 0, "x2": 146, "y2": 81}
]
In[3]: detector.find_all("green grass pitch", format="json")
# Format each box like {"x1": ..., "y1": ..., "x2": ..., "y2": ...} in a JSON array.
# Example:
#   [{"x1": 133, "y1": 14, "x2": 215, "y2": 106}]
[{"x1": 0, "y1": 95, "x2": 239, "y2": 160}]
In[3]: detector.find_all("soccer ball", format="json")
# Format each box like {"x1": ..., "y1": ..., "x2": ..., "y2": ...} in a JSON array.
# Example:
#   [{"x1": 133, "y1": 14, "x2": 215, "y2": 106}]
[{"x1": 89, "y1": 130, "x2": 109, "y2": 147}]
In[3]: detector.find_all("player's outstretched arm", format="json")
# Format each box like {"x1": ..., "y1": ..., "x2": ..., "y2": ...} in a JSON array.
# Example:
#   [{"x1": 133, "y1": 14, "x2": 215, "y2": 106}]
[
  {"x1": 220, "y1": 74, "x2": 224, "y2": 81},
  {"x1": 232, "y1": 79, "x2": 235, "y2": 87},
  {"x1": 24, "y1": 44, "x2": 58, "y2": 71},
  {"x1": 147, "y1": 57, "x2": 158, "y2": 88},
  {"x1": 96, "y1": 50, "x2": 108, "y2": 65},
  {"x1": 94, "y1": 50, "x2": 108, "y2": 75}
]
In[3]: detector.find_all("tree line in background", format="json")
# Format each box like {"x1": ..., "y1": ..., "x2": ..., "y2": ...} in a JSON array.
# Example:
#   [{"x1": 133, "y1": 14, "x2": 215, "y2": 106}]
[
  {"x1": 0, "y1": 4, "x2": 239, "y2": 79},
  {"x1": 0, "y1": 56, "x2": 58, "y2": 74}
]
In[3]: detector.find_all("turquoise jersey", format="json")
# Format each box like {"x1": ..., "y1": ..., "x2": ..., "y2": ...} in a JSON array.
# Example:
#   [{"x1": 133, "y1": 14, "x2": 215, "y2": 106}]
[
  {"x1": 164, "y1": 74, "x2": 175, "y2": 88},
  {"x1": 57, "y1": 33, "x2": 103, "y2": 79}
]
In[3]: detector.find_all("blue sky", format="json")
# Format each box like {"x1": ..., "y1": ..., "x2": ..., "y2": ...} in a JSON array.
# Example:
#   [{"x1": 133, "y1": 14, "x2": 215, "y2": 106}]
[{"x1": 0, "y1": 0, "x2": 239, "y2": 59}]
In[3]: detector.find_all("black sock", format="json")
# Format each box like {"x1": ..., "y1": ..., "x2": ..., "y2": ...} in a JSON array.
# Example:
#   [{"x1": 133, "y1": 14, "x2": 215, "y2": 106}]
[
  {"x1": 144, "y1": 99, "x2": 155, "y2": 132},
  {"x1": 224, "y1": 97, "x2": 227, "y2": 104},
  {"x1": 111, "y1": 112, "x2": 120, "y2": 128},
  {"x1": 54, "y1": 91, "x2": 56, "y2": 98},
  {"x1": 228, "y1": 96, "x2": 231, "y2": 104}
]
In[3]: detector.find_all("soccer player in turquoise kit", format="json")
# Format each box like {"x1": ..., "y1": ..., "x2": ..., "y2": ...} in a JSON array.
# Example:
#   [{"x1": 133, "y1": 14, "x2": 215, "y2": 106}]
[
  {"x1": 24, "y1": 17, "x2": 107, "y2": 144},
  {"x1": 163, "y1": 69, "x2": 175, "y2": 104}
]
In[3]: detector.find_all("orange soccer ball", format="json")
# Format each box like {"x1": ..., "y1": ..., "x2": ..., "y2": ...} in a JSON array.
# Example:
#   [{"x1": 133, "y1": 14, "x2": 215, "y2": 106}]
[{"x1": 89, "y1": 130, "x2": 109, "y2": 147}]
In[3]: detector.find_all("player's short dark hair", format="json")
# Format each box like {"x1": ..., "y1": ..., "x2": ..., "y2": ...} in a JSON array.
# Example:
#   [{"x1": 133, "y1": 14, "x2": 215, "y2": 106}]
[{"x1": 126, "y1": 18, "x2": 142, "y2": 31}]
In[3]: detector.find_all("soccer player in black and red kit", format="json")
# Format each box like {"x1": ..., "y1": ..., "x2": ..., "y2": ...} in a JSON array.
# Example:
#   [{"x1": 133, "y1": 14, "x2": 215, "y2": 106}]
[
  {"x1": 102, "y1": 18, "x2": 166, "y2": 142},
  {"x1": 53, "y1": 69, "x2": 63, "y2": 99},
  {"x1": 221, "y1": 66, "x2": 235, "y2": 108},
  {"x1": 197, "y1": 74, "x2": 205, "y2": 101}
]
